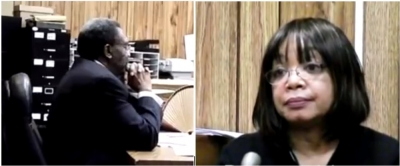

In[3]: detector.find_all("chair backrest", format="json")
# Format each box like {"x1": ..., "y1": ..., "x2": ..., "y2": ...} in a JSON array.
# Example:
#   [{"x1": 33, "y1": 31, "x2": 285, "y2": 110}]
[
  {"x1": 2, "y1": 80, "x2": 11, "y2": 164},
  {"x1": 162, "y1": 85, "x2": 194, "y2": 132},
  {"x1": 3, "y1": 73, "x2": 46, "y2": 165}
]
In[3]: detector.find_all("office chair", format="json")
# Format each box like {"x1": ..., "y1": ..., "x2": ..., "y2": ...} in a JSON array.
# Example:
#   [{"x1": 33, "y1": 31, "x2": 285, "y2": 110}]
[
  {"x1": 2, "y1": 80, "x2": 11, "y2": 164},
  {"x1": 2, "y1": 73, "x2": 46, "y2": 165},
  {"x1": 162, "y1": 85, "x2": 194, "y2": 133}
]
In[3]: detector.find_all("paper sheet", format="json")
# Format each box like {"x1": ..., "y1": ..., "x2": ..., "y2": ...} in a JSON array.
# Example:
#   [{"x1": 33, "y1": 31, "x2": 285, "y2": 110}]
[
  {"x1": 158, "y1": 132, "x2": 195, "y2": 156},
  {"x1": 172, "y1": 144, "x2": 195, "y2": 156},
  {"x1": 184, "y1": 34, "x2": 195, "y2": 62},
  {"x1": 196, "y1": 128, "x2": 243, "y2": 138}
]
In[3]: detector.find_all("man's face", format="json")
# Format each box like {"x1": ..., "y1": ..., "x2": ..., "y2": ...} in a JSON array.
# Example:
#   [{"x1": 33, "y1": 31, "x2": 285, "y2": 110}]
[{"x1": 106, "y1": 27, "x2": 130, "y2": 76}]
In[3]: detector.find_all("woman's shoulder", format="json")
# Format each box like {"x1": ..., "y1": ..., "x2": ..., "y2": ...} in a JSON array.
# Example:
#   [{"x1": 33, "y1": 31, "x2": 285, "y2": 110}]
[
  {"x1": 347, "y1": 126, "x2": 399, "y2": 164},
  {"x1": 233, "y1": 131, "x2": 261, "y2": 141},
  {"x1": 224, "y1": 131, "x2": 263, "y2": 150},
  {"x1": 357, "y1": 126, "x2": 399, "y2": 151}
]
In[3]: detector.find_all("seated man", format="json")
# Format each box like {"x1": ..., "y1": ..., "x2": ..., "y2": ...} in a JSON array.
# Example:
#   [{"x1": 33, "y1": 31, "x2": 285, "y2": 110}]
[{"x1": 43, "y1": 18, "x2": 163, "y2": 165}]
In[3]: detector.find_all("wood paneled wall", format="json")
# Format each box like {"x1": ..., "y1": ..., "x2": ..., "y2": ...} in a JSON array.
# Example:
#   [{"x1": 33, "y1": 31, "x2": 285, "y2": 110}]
[
  {"x1": 196, "y1": 2, "x2": 399, "y2": 139},
  {"x1": 14, "y1": 1, "x2": 194, "y2": 59},
  {"x1": 196, "y1": 2, "x2": 238, "y2": 131},
  {"x1": 363, "y1": 2, "x2": 399, "y2": 139}
]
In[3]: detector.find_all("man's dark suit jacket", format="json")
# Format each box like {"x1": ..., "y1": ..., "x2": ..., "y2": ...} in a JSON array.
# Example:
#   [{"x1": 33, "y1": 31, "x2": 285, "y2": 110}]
[{"x1": 43, "y1": 58, "x2": 162, "y2": 165}]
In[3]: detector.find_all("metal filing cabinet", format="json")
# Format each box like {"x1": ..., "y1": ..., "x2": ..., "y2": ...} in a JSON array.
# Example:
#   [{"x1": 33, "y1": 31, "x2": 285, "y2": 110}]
[
  {"x1": 69, "y1": 38, "x2": 78, "y2": 68},
  {"x1": 2, "y1": 16, "x2": 22, "y2": 80},
  {"x1": 20, "y1": 26, "x2": 71, "y2": 126}
]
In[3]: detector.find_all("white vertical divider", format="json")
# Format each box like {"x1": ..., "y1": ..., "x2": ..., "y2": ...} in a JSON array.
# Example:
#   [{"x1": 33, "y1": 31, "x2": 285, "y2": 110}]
[
  {"x1": 354, "y1": 1, "x2": 365, "y2": 67},
  {"x1": 192, "y1": 1, "x2": 197, "y2": 151}
]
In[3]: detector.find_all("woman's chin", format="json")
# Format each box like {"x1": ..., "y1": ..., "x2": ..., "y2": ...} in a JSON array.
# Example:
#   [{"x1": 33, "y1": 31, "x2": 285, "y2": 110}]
[{"x1": 284, "y1": 112, "x2": 316, "y2": 123}]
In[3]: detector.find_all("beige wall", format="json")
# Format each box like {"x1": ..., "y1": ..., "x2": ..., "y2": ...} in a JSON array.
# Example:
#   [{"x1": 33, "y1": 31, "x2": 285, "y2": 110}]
[{"x1": 2, "y1": 1, "x2": 14, "y2": 16}]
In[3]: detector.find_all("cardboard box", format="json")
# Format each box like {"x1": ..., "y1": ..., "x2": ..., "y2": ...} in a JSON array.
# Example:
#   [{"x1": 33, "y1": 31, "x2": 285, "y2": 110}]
[
  {"x1": 13, "y1": 5, "x2": 54, "y2": 27},
  {"x1": 2, "y1": 1, "x2": 14, "y2": 16}
]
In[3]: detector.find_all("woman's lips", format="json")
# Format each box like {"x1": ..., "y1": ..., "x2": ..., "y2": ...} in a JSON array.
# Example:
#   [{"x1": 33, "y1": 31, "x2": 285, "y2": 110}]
[{"x1": 284, "y1": 97, "x2": 311, "y2": 109}]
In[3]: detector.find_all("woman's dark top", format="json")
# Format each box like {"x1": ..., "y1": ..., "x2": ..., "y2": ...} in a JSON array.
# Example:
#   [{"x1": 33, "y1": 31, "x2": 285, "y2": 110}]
[{"x1": 218, "y1": 126, "x2": 399, "y2": 165}]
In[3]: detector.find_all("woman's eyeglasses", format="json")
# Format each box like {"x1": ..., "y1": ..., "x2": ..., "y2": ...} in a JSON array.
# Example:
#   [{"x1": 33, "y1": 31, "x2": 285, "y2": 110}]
[{"x1": 265, "y1": 62, "x2": 326, "y2": 85}]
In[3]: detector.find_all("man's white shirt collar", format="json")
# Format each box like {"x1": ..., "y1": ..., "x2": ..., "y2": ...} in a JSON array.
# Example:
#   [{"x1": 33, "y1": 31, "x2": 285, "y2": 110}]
[{"x1": 94, "y1": 60, "x2": 105, "y2": 67}]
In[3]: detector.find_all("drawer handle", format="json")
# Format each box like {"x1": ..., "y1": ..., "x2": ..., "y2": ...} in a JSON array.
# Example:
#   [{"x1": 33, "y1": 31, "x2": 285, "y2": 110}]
[{"x1": 44, "y1": 88, "x2": 54, "y2": 95}]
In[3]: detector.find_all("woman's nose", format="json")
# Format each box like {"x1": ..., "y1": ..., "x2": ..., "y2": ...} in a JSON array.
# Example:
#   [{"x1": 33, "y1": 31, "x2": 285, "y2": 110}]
[{"x1": 285, "y1": 70, "x2": 305, "y2": 90}]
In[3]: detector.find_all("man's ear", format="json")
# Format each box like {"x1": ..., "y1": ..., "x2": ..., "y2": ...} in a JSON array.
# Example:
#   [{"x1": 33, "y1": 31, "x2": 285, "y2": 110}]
[{"x1": 104, "y1": 44, "x2": 112, "y2": 59}]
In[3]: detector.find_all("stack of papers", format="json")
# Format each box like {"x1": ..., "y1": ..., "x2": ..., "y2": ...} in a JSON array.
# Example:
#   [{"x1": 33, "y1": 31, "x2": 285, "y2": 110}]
[
  {"x1": 195, "y1": 128, "x2": 243, "y2": 138},
  {"x1": 158, "y1": 132, "x2": 195, "y2": 156}
]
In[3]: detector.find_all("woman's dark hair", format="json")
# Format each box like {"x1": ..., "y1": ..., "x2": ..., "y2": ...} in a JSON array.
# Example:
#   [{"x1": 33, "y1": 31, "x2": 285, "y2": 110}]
[
  {"x1": 77, "y1": 18, "x2": 121, "y2": 60},
  {"x1": 252, "y1": 18, "x2": 370, "y2": 141}
]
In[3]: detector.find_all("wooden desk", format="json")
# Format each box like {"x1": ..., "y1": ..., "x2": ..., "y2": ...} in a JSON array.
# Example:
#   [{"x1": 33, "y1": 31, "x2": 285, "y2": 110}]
[
  {"x1": 128, "y1": 146, "x2": 194, "y2": 165},
  {"x1": 196, "y1": 135, "x2": 233, "y2": 165}
]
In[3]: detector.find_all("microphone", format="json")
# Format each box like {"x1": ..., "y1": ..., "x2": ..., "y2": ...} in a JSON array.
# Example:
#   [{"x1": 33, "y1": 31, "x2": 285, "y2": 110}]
[{"x1": 241, "y1": 151, "x2": 261, "y2": 165}]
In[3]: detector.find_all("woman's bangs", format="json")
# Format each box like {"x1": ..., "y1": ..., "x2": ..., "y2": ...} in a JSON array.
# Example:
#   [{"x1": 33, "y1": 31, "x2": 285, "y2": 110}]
[{"x1": 271, "y1": 33, "x2": 319, "y2": 65}]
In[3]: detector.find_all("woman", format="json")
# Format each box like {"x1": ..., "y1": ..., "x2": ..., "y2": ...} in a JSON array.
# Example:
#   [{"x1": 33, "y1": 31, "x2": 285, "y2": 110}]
[{"x1": 217, "y1": 18, "x2": 399, "y2": 165}]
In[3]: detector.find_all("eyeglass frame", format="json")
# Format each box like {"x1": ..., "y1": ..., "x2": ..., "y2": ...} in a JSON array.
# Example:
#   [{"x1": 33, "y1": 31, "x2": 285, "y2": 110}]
[{"x1": 264, "y1": 62, "x2": 327, "y2": 85}]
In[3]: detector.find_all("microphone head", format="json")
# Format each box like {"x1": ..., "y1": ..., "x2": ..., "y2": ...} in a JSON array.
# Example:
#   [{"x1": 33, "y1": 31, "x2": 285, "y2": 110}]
[{"x1": 241, "y1": 151, "x2": 261, "y2": 165}]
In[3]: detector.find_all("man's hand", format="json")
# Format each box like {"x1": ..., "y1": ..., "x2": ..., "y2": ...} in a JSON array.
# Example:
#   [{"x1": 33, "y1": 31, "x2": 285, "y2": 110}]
[{"x1": 127, "y1": 63, "x2": 152, "y2": 92}]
